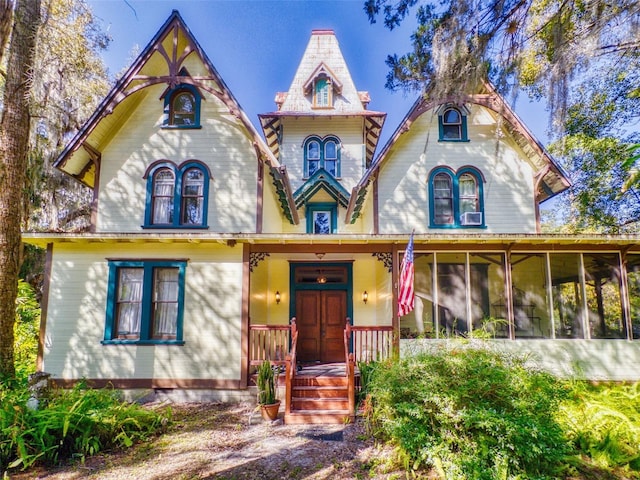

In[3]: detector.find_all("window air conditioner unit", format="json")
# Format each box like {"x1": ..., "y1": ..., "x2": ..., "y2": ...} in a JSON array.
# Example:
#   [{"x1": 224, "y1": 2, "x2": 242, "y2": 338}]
[{"x1": 460, "y1": 212, "x2": 482, "y2": 226}]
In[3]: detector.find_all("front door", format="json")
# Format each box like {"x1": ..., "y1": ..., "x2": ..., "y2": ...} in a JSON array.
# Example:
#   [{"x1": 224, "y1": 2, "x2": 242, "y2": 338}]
[{"x1": 296, "y1": 289, "x2": 347, "y2": 363}]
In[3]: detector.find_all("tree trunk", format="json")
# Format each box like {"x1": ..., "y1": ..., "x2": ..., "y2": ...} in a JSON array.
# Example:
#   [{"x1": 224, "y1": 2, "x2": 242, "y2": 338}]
[
  {"x1": 0, "y1": 0, "x2": 40, "y2": 379},
  {"x1": 0, "y1": 0, "x2": 13, "y2": 67}
]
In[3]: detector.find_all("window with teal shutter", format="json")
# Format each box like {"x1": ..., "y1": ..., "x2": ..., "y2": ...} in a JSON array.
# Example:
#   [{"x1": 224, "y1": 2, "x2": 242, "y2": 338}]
[{"x1": 314, "y1": 77, "x2": 331, "y2": 107}]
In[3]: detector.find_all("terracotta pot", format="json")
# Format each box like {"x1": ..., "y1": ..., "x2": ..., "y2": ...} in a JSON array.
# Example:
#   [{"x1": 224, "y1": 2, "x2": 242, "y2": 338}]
[{"x1": 260, "y1": 400, "x2": 281, "y2": 421}]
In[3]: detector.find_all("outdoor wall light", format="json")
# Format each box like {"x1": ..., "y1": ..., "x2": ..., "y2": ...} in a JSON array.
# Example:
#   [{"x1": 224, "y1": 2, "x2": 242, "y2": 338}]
[
  {"x1": 275, "y1": 291, "x2": 281, "y2": 305},
  {"x1": 362, "y1": 291, "x2": 368, "y2": 304}
]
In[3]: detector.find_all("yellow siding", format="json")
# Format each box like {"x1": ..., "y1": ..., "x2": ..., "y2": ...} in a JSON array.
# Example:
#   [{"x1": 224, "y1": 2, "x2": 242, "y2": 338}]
[
  {"x1": 43, "y1": 242, "x2": 244, "y2": 381},
  {"x1": 352, "y1": 257, "x2": 393, "y2": 326},
  {"x1": 97, "y1": 83, "x2": 259, "y2": 233},
  {"x1": 377, "y1": 105, "x2": 537, "y2": 234}
]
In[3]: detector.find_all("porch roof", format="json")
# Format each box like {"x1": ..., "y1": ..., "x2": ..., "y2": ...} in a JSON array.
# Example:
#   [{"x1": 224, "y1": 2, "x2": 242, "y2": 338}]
[{"x1": 22, "y1": 232, "x2": 640, "y2": 251}]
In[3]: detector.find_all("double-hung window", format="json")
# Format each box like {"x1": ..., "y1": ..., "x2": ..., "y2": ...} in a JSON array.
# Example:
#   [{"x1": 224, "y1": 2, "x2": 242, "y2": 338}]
[
  {"x1": 429, "y1": 167, "x2": 484, "y2": 228},
  {"x1": 303, "y1": 136, "x2": 341, "y2": 178},
  {"x1": 438, "y1": 106, "x2": 469, "y2": 142},
  {"x1": 104, "y1": 260, "x2": 186, "y2": 344},
  {"x1": 144, "y1": 160, "x2": 210, "y2": 228}
]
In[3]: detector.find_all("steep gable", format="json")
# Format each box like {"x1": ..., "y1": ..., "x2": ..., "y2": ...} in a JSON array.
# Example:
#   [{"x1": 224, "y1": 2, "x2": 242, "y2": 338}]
[
  {"x1": 259, "y1": 30, "x2": 385, "y2": 168},
  {"x1": 346, "y1": 84, "x2": 571, "y2": 226},
  {"x1": 53, "y1": 10, "x2": 297, "y2": 230},
  {"x1": 279, "y1": 30, "x2": 364, "y2": 114}
]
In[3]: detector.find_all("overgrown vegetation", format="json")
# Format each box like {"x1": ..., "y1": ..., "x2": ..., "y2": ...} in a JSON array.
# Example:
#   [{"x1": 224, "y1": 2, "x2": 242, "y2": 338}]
[
  {"x1": 13, "y1": 280, "x2": 40, "y2": 380},
  {"x1": 0, "y1": 380, "x2": 171, "y2": 473},
  {"x1": 362, "y1": 346, "x2": 640, "y2": 479},
  {"x1": 3, "y1": 279, "x2": 171, "y2": 476}
]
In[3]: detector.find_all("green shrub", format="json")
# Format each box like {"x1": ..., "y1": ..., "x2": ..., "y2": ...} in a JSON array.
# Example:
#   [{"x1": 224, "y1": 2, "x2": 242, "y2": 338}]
[
  {"x1": 364, "y1": 346, "x2": 571, "y2": 479},
  {"x1": 559, "y1": 381, "x2": 640, "y2": 471},
  {"x1": 14, "y1": 280, "x2": 40, "y2": 380},
  {"x1": 0, "y1": 379, "x2": 170, "y2": 473}
]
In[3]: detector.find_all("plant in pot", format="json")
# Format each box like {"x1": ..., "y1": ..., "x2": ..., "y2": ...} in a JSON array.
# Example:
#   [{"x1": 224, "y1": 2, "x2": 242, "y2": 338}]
[{"x1": 256, "y1": 360, "x2": 280, "y2": 420}]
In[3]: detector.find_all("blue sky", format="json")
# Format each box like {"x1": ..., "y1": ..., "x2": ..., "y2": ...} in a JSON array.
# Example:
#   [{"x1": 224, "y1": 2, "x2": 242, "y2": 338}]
[{"x1": 88, "y1": 0, "x2": 551, "y2": 148}]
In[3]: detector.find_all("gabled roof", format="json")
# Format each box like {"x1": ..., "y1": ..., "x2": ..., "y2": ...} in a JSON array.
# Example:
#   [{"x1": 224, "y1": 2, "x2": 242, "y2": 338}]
[
  {"x1": 54, "y1": 10, "x2": 296, "y2": 222},
  {"x1": 345, "y1": 84, "x2": 572, "y2": 223},
  {"x1": 259, "y1": 29, "x2": 386, "y2": 166},
  {"x1": 293, "y1": 169, "x2": 351, "y2": 209},
  {"x1": 302, "y1": 62, "x2": 343, "y2": 95}
]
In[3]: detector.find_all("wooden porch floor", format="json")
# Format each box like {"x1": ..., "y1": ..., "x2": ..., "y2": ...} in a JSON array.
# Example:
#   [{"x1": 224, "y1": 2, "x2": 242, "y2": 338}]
[{"x1": 295, "y1": 362, "x2": 350, "y2": 377}]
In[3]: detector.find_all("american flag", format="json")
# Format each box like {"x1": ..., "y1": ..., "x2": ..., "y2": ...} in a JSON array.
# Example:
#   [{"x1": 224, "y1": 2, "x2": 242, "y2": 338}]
[{"x1": 398, "y1": 232, "x2": 415, "y2": 317}]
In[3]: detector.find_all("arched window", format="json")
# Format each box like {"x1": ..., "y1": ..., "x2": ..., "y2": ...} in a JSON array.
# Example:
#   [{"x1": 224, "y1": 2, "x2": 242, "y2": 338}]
[
  {"x1": 433, "y1": 172, "x2": 454, "y2": 225},
  {"x1": 306, "y1": 140, "x2": 321, "y2": 176},
  {"x1": 163, "y1": 84, "x2": 202, "y2": 128},
  {"x1": 429, "y1": 167, "x2": 484, "y2": 228},
  {"x1": 458, "y1": 173, "x2": 478, "y2": 215},
  {"x1": 170, "y1": 90, "x2": 196, "y2": 126},
  {"x1": 144, "y1": 161, "x2": 211, "y2": 228},
  {"x1": 151, "y1": 168, "x2": 175, "y2": 225},
  {"x1": 181, "y1": 168, "x2": 205, "y2": 225},
  {"x1": 438, "y1": 106, "x2": 468, "y2": 141},
  {"x1": 303, "y1": 135, "x2": 341, "y2": 178}
]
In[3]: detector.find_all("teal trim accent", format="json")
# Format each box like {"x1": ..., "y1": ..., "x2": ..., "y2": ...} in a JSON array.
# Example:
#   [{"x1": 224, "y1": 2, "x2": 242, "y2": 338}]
[
  {"x1": 104, "y1": 260, "x2": 187, "y2": 344},
  {"x1": 293, "y1": 167, "x2": 350, "y2": 209},
  {"x1": 143, "y1": 160, "x2": 210, "y2": 228},
  {"x1": 306, "y1": 202, "x2": 338, "y2": 234},
  {"x1": 162, "y1": 83, "x2": 202, "y2": 128},
  {"x1": 428, "y1": 166, "x2": 485, "y2": 229},
  {"x1": 288, "y1": 262, "x2": 354, "y2": 328},
  {"x1": 438, "y1": 107, "x2": 469, "y2": 142},
  {"x1": 303, "y1": 135, "x2": 341, "y2": 178}
]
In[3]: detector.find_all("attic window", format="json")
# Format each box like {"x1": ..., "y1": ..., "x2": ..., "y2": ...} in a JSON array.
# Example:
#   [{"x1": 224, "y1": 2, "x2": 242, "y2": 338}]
[
  {"x1": 171, "y1": 91, "x2": 196, "y2": 126},
  {"x1": 438, "y1": 105, "x2": 469, "y2": 142},
  {"x1": 163, "y1": 84, "x2": 202, "y2": 129}
]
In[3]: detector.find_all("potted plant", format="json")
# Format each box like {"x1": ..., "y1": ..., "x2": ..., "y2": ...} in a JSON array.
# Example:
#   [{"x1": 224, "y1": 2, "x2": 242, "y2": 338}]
[{"x1": 256, "y1": 360, "x2": 280, "y2": 420}]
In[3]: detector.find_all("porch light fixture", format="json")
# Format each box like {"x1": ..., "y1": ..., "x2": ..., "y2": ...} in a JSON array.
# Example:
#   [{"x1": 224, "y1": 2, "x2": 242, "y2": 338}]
[
  {"x1": 275, "y1": 291, "x2": 281, "y2": 304},
  {"x1": 362, "y1": 291, "x2": 368, "y2": 304},
  {"x1": 317, "y1": 275, "x2": 327, "y2": 284}
]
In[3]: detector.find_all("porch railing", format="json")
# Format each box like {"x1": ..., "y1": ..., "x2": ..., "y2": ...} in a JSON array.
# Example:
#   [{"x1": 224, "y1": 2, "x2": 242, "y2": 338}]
[
  {"x1": 248, "y1": 323, "x2": 292, "y2": 367},
  {"x1": 285, "y1": 318, "x2": 299, "y2": 416},
  {"x1": 346, "y1": 319, "x2": 394, "y2": 365}
]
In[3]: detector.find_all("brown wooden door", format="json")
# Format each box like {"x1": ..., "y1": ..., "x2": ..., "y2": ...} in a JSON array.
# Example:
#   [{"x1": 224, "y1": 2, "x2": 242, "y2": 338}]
[{"x1": 296, "y1": 290, "x2": 347, "y2": 363}]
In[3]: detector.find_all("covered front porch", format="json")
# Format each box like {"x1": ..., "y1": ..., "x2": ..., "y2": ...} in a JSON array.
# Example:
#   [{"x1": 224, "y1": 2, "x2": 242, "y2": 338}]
[{"x1": 249, "y1": 319, "x2": 393, "y2": 424}]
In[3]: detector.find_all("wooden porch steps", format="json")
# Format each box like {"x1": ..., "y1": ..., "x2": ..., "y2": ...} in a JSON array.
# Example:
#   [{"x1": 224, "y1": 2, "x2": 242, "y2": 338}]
[{"x1": 285, "y1": 373, "x2": 354, "y2": 425}]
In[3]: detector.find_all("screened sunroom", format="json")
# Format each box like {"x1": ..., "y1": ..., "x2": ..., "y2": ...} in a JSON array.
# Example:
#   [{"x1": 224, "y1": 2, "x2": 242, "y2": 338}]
[{"x1": 400, "y1": 247, "x2": 640, "y2": 342}]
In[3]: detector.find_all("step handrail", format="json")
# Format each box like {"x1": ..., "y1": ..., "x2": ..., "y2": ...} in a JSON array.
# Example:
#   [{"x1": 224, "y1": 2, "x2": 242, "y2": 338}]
[
  {"x1": 344, "y1": 318, "x2": 356, "y2": 417},
  {"x1": 285, "y1": 317, "x2": 298, "y2": 416}
]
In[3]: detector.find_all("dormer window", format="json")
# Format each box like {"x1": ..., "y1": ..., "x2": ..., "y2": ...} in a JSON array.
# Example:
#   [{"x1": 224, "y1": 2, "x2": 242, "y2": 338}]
[
  {"x1": 304, "y1": 62, "x2": 342, "y2": 110},
  {"x1": 162, "y1": 80, "x2": 202, "y2": 129},
  {"x1": 438, "y1": 105, "x2": 469, "y2": 142},
  {"x1": 314, "y1": 76, "x2": 331, "y2": 107}
]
